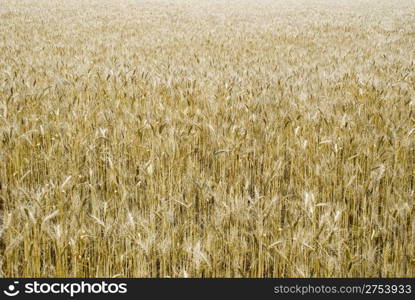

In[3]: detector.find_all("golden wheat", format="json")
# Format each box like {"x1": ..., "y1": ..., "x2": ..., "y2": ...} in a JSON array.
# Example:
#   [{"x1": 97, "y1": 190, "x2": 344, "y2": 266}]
[{"x1": 0, "y1": 0, "x2": 414, "y2": 277}]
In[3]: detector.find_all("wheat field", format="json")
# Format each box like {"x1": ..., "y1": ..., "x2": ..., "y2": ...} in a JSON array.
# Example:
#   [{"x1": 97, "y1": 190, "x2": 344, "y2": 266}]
[{"x1": 0, "y1": 0, "x2": 414, "y2": 277}]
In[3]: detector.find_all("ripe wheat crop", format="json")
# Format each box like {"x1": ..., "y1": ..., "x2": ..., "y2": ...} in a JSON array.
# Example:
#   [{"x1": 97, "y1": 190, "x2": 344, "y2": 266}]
[{"x1": 0, "y1": 0, "x2": 414, "y2": 277}]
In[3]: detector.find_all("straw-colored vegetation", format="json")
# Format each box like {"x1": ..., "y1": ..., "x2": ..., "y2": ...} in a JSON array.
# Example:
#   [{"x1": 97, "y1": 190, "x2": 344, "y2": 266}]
[{"x1": 0, "y1": 0, "x2": 414, "y2": 277}]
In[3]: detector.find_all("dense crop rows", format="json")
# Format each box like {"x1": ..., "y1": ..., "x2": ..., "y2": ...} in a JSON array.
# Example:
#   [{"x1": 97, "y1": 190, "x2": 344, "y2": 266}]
[{"x1": 0, "y1": 0, "x2": 414, "y2": 277}]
